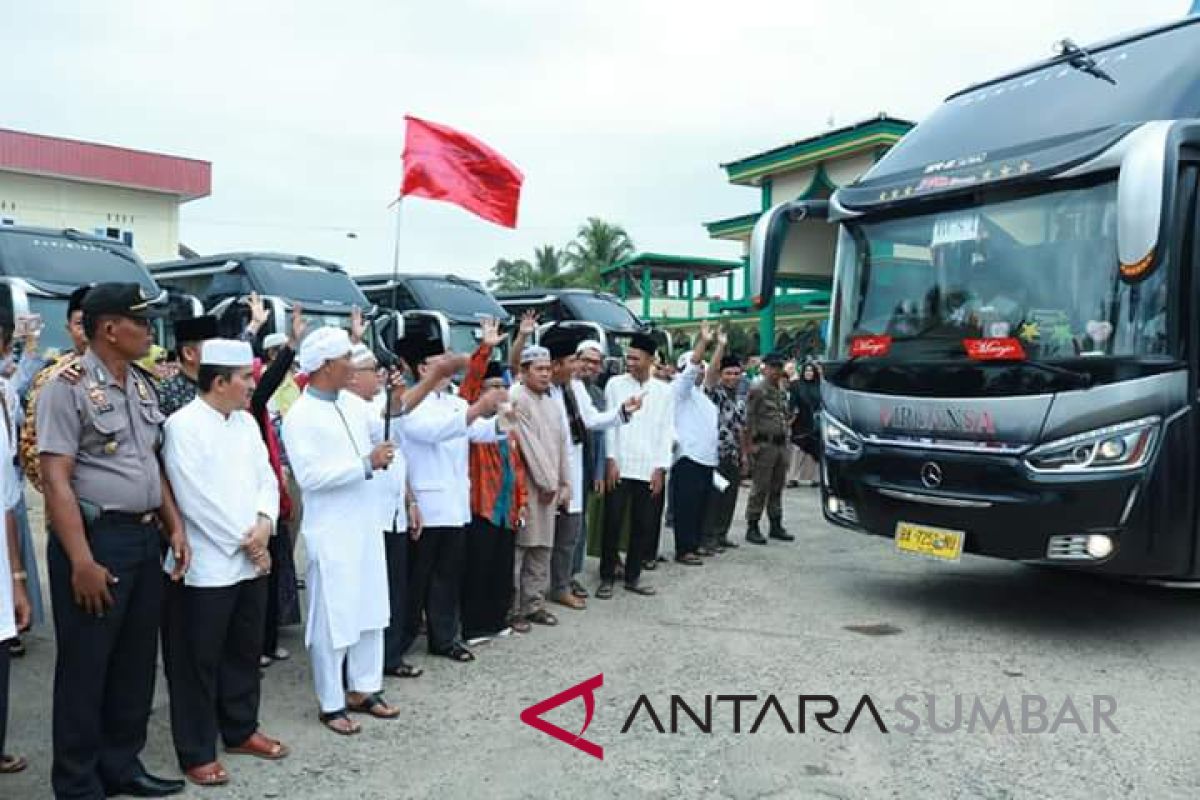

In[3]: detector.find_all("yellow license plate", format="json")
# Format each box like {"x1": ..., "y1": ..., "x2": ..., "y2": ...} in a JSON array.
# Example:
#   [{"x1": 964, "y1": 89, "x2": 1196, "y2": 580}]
[{"x1": 895, "y1": 522, "x2": 965, "y2": 561}]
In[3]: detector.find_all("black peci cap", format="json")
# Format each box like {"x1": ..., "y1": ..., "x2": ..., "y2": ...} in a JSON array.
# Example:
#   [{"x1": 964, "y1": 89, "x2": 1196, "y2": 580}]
[
  {"x1": 719, "y1": 354, "x2": 742, "y2": 371},
  {"x1": 81, "y1": 283, "x2": 167, "y2": 321},
  {"x1": 173, "y1": 315, "x2": 219, "y2": 344},
  {"x1": 541, "y1": 324, "x2": 589, "y2": 361},
  {"x1": 67, "y1": 284, "x2": 95, "y2": 316},
  {"x1": 628, "y1": 331, "x2": 658, "y2": 356}
]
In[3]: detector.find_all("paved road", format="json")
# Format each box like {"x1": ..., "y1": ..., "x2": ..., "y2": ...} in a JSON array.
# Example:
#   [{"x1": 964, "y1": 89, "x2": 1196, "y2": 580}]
[{"x1": 7, "y1": 486, "x2": 1200, "y2": 799}]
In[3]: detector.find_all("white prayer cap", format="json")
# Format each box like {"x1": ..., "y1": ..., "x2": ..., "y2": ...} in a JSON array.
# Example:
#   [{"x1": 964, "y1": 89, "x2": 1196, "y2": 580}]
[
  {"x1": 262, "y1": 332, "x2": 288, "y2": 351},
  {"x1": 350, "y1": 343, "x2": 377, "y2": 368},
  {"x1": 576, "y1": 339, "x2": 604, "y2": 357},
  {"x1": 520, "y1": 345, "x2": 551, "y2": 365},
  {"x1": 200, "y1": 339, "x2": 254, "y2": 368},
  {"x1": 297, "y1": 326, "x2": 352, "y2": 374}
]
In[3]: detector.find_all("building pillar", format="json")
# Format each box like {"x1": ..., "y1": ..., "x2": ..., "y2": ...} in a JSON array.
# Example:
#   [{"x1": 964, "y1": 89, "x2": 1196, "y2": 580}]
[
  {"x1": 641, "y1": 267, "x2": 651, "y2": 319},
  {"x1": 759, "y1": 291, "x2": 776, "y2": 355},
  {"x1": 686, "y1": 271, "x2": 695, "y2": 321},
  {"x1": 727, "y1": 270, "x2": 735, "y2": 303},
  {"x1": 619, "y1": 270, "x2": 629, "y2": 300}
]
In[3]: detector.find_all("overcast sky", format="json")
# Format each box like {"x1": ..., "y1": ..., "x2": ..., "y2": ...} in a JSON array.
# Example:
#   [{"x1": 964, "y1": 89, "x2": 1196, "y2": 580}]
[{"x1": 1, "y1": 1, "x2": 1188, "y2": 282}]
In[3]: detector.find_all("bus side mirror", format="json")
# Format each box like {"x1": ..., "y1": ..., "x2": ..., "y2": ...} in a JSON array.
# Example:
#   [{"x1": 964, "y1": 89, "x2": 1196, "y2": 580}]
[
  {"x1": 748, "y1": 200, "x2": 829, "y2": 309},
  {"x1": 1115, "y1": 122, "x2": 1171, "y2": 283}
]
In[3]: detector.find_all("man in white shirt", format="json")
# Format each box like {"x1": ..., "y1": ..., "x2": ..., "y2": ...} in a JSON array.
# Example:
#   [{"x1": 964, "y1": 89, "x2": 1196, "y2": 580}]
[
  {"x1": 281, "y1": 328, "x2": 402, "y2": 736},
  {"x1": 396, "y1": 337, "x2": 507, "y2": 663},
  {"x1": 541, "y1": 326, "x2": 639, "y2": 611},
  {"x1": 598, "y1": 332, "x2": 675, "y2": 599},
  {"x1": 669, "y1": 322, "x2": 726, "y2": 566},
  {"x1": 162, "y1": 339, "x2": 289, "y2": 787}
]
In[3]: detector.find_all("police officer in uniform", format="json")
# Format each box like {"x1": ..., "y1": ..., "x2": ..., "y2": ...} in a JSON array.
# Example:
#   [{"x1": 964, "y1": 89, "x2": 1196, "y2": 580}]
[
  {"x1": 37, "y1": 283, "x2": 191, "y2": 799},
  {"x1": 743, "y1": 353, "x2": 795, "y2": 545}
]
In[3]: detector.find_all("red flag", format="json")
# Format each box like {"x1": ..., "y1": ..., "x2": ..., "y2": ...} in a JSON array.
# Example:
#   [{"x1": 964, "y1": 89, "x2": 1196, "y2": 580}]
[{"x1": 400, "y1": 116, "x2": 524, "y2": 228}]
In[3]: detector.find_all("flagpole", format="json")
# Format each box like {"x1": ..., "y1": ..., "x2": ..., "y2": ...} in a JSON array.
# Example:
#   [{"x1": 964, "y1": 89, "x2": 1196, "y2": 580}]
[{"x1": 383, "y1": 196, "x2": 403, "y2": 442}]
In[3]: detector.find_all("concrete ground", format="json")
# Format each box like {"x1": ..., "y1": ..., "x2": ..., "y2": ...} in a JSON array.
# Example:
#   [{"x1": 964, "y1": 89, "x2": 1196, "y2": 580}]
[{"x1": 6, "y1": 485, "x2": 1200, "y2": 799}]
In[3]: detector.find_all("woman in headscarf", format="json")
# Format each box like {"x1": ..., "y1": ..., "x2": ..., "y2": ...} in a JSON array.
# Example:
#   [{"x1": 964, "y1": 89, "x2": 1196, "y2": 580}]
[{"x1": 787, "y1": 362, "x2": 821, "y2": 488}]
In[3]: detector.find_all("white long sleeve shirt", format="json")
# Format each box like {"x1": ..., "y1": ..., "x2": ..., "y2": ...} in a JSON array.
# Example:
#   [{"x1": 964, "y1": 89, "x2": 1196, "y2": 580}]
[
  {"x1": 341, "y1": 390, "x2": 408, "y2": 533},
  {"x1": 399, "y1": 390, "x2": 503, "y2": 528},
  {"x1": 672, "y1": 362, "x2": 719, "y2": 467},
  {"x1": 551, "y1": 379, "x2": 625, "y2": 513},
  {"x1": 0, "y1": 378, "x2": 16, "y2": 641},
  {"x1": 163, "y1": 397, "x2": 279, "y2": 588},
  {"x1": 604, "y1": 373, "x2": 674, "y2": 482}
]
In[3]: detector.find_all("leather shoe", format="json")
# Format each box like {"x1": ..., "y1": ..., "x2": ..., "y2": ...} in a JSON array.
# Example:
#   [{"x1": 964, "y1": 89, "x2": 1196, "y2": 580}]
[{"x1": 106, "y1": 772, "x2": 185, "y2": 797}]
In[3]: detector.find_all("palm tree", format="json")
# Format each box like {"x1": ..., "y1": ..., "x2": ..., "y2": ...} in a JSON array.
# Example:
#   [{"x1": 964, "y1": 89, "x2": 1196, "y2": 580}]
[
  {"x1": 532, "y1": 245, "x2": 568, "y2": 288},
  {"x1": 487, "y1": 257, "x2": 536, "y2": 292},
  {"x1": 564, "y1": 218, "x2": 635, "y2": 289}
]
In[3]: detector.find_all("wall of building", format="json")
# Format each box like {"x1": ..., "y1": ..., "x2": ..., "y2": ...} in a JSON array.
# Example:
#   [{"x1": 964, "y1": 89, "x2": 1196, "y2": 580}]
[{"x1": 0, "y1": 171, "x2": 180, "y2": 262}]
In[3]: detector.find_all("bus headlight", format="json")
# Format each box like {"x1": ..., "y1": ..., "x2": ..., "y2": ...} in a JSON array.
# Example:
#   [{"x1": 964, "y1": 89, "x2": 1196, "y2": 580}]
[
  {"x1": 822, "y1": 412, "x2": 863, "y2": 459},
  {"x1": 1024, "y1": 417, "x2": 1159, "y2": 473}
]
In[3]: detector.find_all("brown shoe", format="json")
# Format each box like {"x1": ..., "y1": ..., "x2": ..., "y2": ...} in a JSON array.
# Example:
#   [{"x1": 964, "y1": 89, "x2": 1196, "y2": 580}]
[{"x1": 551, "y1": 591, "x2": 586, "y2": 610}]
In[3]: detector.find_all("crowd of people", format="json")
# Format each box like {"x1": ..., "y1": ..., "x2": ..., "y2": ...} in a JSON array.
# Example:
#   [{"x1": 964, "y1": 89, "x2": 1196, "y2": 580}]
[{"x1": 0, "y1": 283, "x2": 821, "y2": 797}]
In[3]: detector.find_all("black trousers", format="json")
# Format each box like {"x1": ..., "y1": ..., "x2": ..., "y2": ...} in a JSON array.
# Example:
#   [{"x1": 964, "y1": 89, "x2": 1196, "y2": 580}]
[
  {"x1": 0, "y1": 637, "x2": 8, "y2": 757},
  {"x1": 671, "y1": 458, "x2": 714, "y2": 557},
  {"x1": 382, "y1": 531, "x2": 408, "y2": 672},
  {"x1": 461, "y1": 517, "x2": 515, "y2": 640},
  {"x1": 262, "y1": 520, "x2": 300, "y2": 656},
  {"x1": 48, "y1": 519, "x2": 162, "y2": 799},
  {"x1": 402, "y1": 526, "x2": 465, "y2": 654},
  {"x1": 163, "y1": 577, "x2": 266, "y2": 770},
  {"x1": 601, "y1": 479, "x2": 663, "y2": 586},
  {"x1": 704, "y1": 456, "x2": 742, "y2": 547}
]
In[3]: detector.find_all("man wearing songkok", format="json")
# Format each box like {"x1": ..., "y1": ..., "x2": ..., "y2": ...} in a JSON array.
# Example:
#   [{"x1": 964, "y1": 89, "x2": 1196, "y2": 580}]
[
  {"x1": 598, "y1": 331, "x2": 675, "y2": 599},
  {"x1": 157, "y1": 315, "x2": 219, "y2": 417},
  {"x1": 395, "y1": 334, "x2": 507, "y2": 662},
  {"x1": 457, "y1": 319, "x2": 529, "y2": 642},
  {"x1": 280, "y1": 327, "x2": 403, "y2": 735},
  {"x1": 161, "y1": 339, "x2": 290, "y2": 787},
  {"x1": 568, "y1": 339, "x2": 609, "y2": 598},
  {"x1": 541, "y1": 325, "x2": 640, "y2": 612},
  {"x1": 508, "y1": 344, "x2": 570, "y2": 626}
]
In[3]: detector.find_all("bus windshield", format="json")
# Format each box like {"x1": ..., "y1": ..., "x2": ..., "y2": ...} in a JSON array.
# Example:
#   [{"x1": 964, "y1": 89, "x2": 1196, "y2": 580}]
[
  {"x1": 408, "y1": 278, "x2": 506, "y2": 321},
  {"x1": 829, "y1": 179, "x2": 1168, "y2": 363},
  {"x1": 244, "y1": 259, "x2": 367, "y2": 307},
  {"x1": 564, "y1": 293, "x2": 642, "y2": 331},
  {"x1": 0, "y1": 231, "x2": 156, "y2": 292}
]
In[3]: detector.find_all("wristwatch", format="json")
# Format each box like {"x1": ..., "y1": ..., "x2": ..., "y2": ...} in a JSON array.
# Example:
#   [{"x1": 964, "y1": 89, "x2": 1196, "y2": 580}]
[{"x1": 12, "y1": 571, "x2": 27, "y2": 581}]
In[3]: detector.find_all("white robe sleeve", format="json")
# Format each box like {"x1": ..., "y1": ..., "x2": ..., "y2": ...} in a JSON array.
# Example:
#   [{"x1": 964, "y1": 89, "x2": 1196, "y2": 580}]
[
  {"x1": 401, "y1": 400, "x2": 468, "y2": 444},
  {"x1": 164, "y1": 416, "x2": 242, "y2": 555},
  {"x1": 603, "y1": 379, "x2": 622, "y2": 462},
  {"x1": 467, "y1": 416, "x2": 501, "y2": 443},
  {"x1": 574, "y1": 381, "x2": 622, "y2": 432},
  {"x1": 282, "y1": 406, "x2": 367, "y2": 493}
]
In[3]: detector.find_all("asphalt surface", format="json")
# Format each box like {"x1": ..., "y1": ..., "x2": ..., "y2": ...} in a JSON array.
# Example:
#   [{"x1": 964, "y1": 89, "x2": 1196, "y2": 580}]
[{"x1": 7, "y1": 485, "x2": 1200, "y2": 799}]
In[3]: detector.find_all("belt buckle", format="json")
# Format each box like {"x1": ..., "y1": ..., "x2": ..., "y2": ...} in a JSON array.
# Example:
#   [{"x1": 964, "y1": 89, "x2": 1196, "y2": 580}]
[{"x1": 139, "y1": 512, "x2": 155, "y2": 525}]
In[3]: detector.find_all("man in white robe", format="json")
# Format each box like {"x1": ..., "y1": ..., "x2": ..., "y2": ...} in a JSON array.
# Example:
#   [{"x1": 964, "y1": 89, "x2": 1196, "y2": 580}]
[
  {"x1": 0, "y1": 365, "x2": 30, "y2": 776},
  {"x1": 396, "y1": 338, "x2": 507, "y2": 663},
  {"x1": 280, "y1": 328, "x2": 402, "y2": 735},
  {"x1": 161, "y1": 339, "x2": 289, "y2": 786}
]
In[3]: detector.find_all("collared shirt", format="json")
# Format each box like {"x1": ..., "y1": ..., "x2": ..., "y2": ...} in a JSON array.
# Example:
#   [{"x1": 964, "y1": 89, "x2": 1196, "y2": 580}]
[
  {"x1": 672, "y1": 362, "x2": 718, "y2": 467},
  {"x1": 37, "y1": 350, "x2": 164, "y2": 512},
  {"x1": 163, "y1": 397, "x2": 279, "y2": 587},
  {"x1": 709, "y1": 383, "x2": 746, "y2": 463},
  {"x1": 156, "y1": 370, "x2": 199, "y2": 418},
  {"x1": 551, "y1": 380, "x2": 624, "y2": 513},
  {"x1": 604, "y1": 372, "x2": 674, "y2": 482},
  {"x1": 747, "y1": 379, "x2": 791, "y2": 439}
]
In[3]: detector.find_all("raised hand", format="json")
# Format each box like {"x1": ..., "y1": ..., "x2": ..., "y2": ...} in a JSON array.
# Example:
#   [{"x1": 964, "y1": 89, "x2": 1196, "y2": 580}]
[
  {"x1": 698, "y1": 319, "x2": 713, "y2": 344},
  {"x1": 481, "y1": 317, "x2": 504, "y2": 348},
  {"x1": 248, "y1": 292, "x2": 270, "y2": 332},
  {"x1": 350, "y1": 306, "x2": 366, "y2": 344},
  {"x1": 289, "y1": 302, "x2": 309, "y2": 346},
  {"x1": 519, "y1": 310, "x2": 539, "y2": 337}
]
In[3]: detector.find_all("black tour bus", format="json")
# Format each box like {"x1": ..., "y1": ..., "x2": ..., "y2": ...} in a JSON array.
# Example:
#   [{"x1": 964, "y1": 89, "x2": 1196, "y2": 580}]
[
  {"x1": 0, "y1": 226, "x2": 169, "y2": 352},
  {"x1": 496, "y1": 288, "x2": 668, "y2": 373},
  {"x1": 151, "y1": 252, "x2": 371, "y2": 345},
  {"x1": 749, "y1": 16, "x2": 1200, "y2": 580},
  {"x1": 356, "y1": 273, "x2": 512, "y2": 359}
]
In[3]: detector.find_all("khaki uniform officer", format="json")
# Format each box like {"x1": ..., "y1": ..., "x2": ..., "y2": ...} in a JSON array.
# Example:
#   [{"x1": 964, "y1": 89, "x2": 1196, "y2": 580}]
[
  {"x1": 744, "y1": 353, "x2": 796, "y2": 545},
  {"x1": 38, "y1": 282, "x2": 192, "y2": 800}
]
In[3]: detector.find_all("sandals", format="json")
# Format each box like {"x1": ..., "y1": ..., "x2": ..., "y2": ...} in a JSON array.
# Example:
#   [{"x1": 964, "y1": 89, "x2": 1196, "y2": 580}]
[
  {"x1": 624, "y1": 583, "x2": 658, "y2": 596},
  {"x1": 346, "y1": 692, "x2": 401, "y2": 720},
  {"x1": 642, "y1": 560, "x2": 658, "y2": 571},
  {"x1": 675, "y1": 553, "x2": 704, "y2": 566},
  {"x1": 695, "y1": 547, "x2": 715, "y2": 557},
  {"x1": 433, "y1": 643, "x2": 476, "y2": 662},
  {"x1": 318, "y1": 710, "x2": 362, "y2": 736},
  {"x1": 0, "y1": 754, "x2": 27, "y2": 774},
  {"x1": 508, "y1": 617, "x2": 532, "y2": 634},
  {"x1": 185, "y1": 761, "x2": 229, "y2": 787},
  {"x1": 570, "y1": 579, "x2": 589, "y2": 599},
  {"x1": 226, "y1": 731, "x2": 290, "y2": 760},
  {"x1": 525, "y1": 609, "x2": 558, "y2": 626},
  {"x1": 596, "y1": 581, "x2": 614, "y2": 600},
  {"x1": 385, "y1": 661, "x2": 424, "y2": 679}
]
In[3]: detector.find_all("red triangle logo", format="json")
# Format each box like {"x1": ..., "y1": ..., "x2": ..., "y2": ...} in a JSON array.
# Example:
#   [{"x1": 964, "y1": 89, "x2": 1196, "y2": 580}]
[{"x1": 520, "y1": 673, "x2": 604, "y2": 760}]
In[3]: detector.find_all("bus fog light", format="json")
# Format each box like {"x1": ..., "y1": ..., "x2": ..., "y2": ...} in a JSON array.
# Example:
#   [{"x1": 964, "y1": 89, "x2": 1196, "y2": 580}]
[{"x1": 1086, "y1": 534, "x2": 1114, "y2": 559}]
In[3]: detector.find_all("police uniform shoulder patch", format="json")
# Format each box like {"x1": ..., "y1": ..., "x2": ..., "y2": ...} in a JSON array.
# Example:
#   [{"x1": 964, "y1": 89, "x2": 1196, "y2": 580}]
[{"x1": 49, "y1": 353, "x2": 84, "y2": 385}]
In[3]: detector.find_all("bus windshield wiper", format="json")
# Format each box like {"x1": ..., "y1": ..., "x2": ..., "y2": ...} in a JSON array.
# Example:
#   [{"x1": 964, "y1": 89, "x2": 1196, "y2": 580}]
[
  {"x1": 1008, "y1": 359, "x2": 1093, "y2": 389},
  {"x1": 1055, "y1": 38, "x2": 1117, "y2": 86}
]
